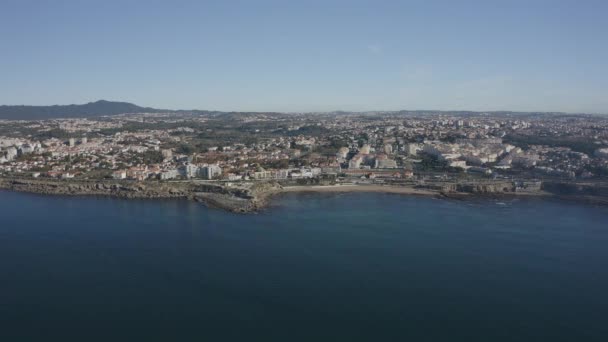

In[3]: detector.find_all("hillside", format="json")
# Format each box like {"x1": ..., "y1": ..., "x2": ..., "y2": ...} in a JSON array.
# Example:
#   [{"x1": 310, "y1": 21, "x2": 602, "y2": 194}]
[{"x1": 0, "y1": 100, "x2": 164, "y2": 120}]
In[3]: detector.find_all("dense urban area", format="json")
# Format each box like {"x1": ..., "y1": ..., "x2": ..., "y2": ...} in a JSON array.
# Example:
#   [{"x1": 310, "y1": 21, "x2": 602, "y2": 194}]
[
  {"x1": 1, "y1": 105, "x2": 608, "y2": 211},
  {"x1": 2, "y1": 110, "x2": 608, "y2": 180}
]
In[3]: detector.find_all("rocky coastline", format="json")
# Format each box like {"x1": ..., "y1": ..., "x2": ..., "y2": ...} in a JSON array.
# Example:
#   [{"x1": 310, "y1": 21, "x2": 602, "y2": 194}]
[
  {"x1": 1, "y1": 177, "x2": 608, "y2": 212},
  {"x1": 0, "y1": 177, "x2": 282, "y2": 213}
]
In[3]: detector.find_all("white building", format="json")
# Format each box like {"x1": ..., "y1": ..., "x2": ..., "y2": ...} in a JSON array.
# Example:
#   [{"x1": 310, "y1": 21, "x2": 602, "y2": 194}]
[
  {"x1": 112, "y1": 170, "x2": 127, "y2": 179},
  {"x1": 160, "y1": 169, "x2": 179, "y2": 180},
  {"x1": 349, "y1": 155, "x2": 363, "y2": 169},
  {"x1": 5, "y1": 147, "x2": 18, "y2": 161},
  {"x1": 336, "y1": 147, "x2": 349, "y2": 159},
  {"x1": 161, "y1": 149, "x2": 173, "y2": 159},
  {"x1": 404, "y1": 143, "x2": 421, "y2": 156},
  {"x1": 200, "y1": 165, "x2": 222, "y2": 180},
  {"x1": 19, "y1": 144, "x2": 34, "y2": 155},
  {"x1": 186, "y1": 164, "x2": 199, "y2": 179},
  {"x1": 449, "y1": 160, "x2": 467, "y2": 169},
  {"x1": 375, "y1": 155, "x2": 398, "y2": 168}
]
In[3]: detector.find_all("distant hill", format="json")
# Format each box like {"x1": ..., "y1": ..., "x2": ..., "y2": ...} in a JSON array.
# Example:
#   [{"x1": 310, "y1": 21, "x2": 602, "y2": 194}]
[
  {"x1": 0, "y1": 100, "x2": 165, "y2": 120},
  {"x1": 1, "y1": 100, "x2": 598, "y2": 120}
]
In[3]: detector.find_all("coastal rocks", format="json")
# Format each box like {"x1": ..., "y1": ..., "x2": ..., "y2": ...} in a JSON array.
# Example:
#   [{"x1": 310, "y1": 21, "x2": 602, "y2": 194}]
[
  {"x1": 4, "y1": 176, "x2": 608, "y2": 212},
  {"x1": 278, "y1": 175, "x2": 337, "y2": 187},
  {"x1": 194, "y1": 192, "x2": 259, "y2": 213},
  {"x1": 455, "y1": 182, "x2": 516, "y2": 194},
  {"x1": 192, "y1": 181, "x2": 283, "y2": 213},
  {"x1": 0, "y1": 178, "x2": 189, "y2": 199},
  {"x1": 428, "y1": 181, "x2": 517, "y2": 194},
  {"x1": 0, "y1": 177, "x2": 283, "y2": 213},
  {"x1": 540, "y1": 181, "x2": 608, "y2": 205},
  {"x1": 542, "y1": 181, "x2": 608, "y2": 197}
]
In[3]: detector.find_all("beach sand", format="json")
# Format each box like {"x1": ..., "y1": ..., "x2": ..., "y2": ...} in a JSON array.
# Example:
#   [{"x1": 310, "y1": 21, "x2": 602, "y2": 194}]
[{"x1": 280, "y1": 184, "x2": 440, "y2": 196}]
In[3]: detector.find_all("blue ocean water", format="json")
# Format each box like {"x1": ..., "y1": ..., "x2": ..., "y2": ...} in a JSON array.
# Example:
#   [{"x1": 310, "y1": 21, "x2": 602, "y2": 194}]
[{"x1": 1, "y1": 190, "x2": 607, "y2": 341}]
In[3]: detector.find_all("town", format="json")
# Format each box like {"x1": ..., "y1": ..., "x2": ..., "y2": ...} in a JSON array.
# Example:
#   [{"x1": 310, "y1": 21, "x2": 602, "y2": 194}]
[{"x1": 1, "y1": 110, "x2": 608, "y2": 187}]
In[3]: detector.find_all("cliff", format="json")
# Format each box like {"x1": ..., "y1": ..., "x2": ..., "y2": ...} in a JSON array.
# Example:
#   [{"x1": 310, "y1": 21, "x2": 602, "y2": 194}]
[
  {"x1": 193, "y1": 182, "x2": 283, "y2": 213},
  {"x1": 541, "y1": 181, "x2": 608, "y2": 205},
  {"x1": 3, "y1": 177, "x2": 608, "y2": 212},
  {"x1": 541, "y1": 181, "x2": 608, "y2": 197},
  {"x1": 0, "y1": 178, "x2": 282, "y2": 213},
  {"x1": 278, "y1": 175, "x2": 337, "y2": 187},
  {"x1": 0, "y1": 178, "x2": 190, "y2": 199},
  {"x1": 417, "y1": 181, "x2": 518, "y2": 194},
  {"x1": 444, "y1": 182, "x2": 516, "y2": 194}
]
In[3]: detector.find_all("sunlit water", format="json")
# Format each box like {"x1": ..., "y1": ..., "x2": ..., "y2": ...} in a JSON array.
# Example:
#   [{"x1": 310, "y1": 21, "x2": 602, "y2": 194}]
[{"x1": 1, "y1": 191, "x2": 607, "y2": 341}]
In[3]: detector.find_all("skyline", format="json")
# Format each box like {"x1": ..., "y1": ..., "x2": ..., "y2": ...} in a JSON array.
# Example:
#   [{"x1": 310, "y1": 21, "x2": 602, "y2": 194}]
[
  {"x1": 1, "y1": 99, "x2": 606, "y2": 116},
  {"x1": 2, "y1": 0, "x2": 607, "y2": 113}
]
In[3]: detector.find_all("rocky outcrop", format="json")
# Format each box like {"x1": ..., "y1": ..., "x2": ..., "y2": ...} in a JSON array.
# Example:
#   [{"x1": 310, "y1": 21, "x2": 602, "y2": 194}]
[
  {"x1": 451, "y1": 182, "x2": 516, "y2": 194},
  {"x1": 0, "y1": 178, "x2": 282, "y2": 213},
  {"x1": 3, "y1": 177, "x2": 608, "y2": 211},
  {"x1": 541, "y1": 181, "x2": 608, "y2": 197},
  {"x1": 540, "y1": 181, "x2": 608, "y2": 205},
  {"x1": 0, "y1": 178, "x2": 190, "y2": 199},
  {"x1": 278, "y1": 175, "x2": 337, "y2": 187},
  {"x1": 193, "y1": 182, "x2": 283, "y2": 213},
  {"x1": 418, "y1": 181, "x2": 517, "y2": 194}
]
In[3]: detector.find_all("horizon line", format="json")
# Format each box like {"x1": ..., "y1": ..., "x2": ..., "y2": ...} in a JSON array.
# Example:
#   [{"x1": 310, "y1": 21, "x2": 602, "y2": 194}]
[{"x1": 0, "y1": 99, "x2": 606, "y2": 116}]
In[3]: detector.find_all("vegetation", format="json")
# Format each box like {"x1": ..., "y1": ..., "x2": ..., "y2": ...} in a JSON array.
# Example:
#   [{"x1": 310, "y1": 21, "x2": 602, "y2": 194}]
[
  {"x1": 141, "y1": 150, "x2": 164, "y2": 164},
  {"x1": 415, "y1": 153, "x2": 463, "y2": 173},
  {"x1": 0, "y1": 100, "x2": 162, "y2": 120},
  {"x1": 286, "y1": 125, "x2": 330, "y2": 137},
  {"x1": 505, "y1": 133, "x2": 603, "y2": 156}
]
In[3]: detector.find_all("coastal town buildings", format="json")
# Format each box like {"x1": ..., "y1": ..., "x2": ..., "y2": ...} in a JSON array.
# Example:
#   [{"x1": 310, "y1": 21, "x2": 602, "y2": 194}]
[{"x1": 0, "y1": 110, "x2": 607, "y2": 183}]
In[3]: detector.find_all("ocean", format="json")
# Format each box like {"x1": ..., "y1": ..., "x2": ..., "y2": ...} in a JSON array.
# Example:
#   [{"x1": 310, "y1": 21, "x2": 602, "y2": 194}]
[{"x1": 1, "y1": 190, "x2": 607, "y2": 341}]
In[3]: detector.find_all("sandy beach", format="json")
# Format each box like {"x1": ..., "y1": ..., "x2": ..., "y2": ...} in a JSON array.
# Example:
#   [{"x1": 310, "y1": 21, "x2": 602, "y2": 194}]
[
  {"x1": 278, "y1": 184, "x2": 553, "y2": 200},
  {"x1": 280, "y1": 184, "x2": 440, "y2": 196}
]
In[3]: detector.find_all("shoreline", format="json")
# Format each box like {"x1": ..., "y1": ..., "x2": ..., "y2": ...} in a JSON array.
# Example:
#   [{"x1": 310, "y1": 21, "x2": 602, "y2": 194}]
[
  {"x1": 280, "y1": 184, "x2": 439, "y2": 196},
  {"x1": 1, "y1": 177, "x2": 607, "y2": 212},
  {"x1": 277, "y1": 184, "x2": 555, "y2": 199},
  {"x1": 269, "y1": 184, "x2": 555, "y2": 205}
]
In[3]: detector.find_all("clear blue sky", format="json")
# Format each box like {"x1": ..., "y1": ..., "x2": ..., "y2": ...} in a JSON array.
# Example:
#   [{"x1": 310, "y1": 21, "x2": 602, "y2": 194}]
[{"x1": 1, "y1": 0, "x2": 607, "y2": 113}]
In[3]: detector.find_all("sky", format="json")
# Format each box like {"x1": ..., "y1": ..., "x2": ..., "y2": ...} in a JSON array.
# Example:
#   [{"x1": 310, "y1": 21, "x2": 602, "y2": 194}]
[{"x1": 1, "y1": 0, "x2": 607, "y2": 113}]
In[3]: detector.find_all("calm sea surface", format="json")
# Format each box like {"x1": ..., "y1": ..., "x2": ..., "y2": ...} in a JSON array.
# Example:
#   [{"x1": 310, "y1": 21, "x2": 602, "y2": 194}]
[{"x1": 1, "y1": 190, "x2": 607, "y2": 341}]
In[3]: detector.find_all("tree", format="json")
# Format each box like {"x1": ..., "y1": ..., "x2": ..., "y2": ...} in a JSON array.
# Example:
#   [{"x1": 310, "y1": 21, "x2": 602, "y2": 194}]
[{"x1": 142, "y1": 150, "x2": 164, "y2": 164}]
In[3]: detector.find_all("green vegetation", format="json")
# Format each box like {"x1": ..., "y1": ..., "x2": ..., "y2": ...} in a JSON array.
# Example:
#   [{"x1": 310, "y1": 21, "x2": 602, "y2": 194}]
[
  {"x1": 505, "y1": 134, "x2": 603, "y2": 156},
  {"x1": 286, "y1": 125, "x2": 330, "y2": 137},
  {"x1": 81, "y1": 169, "x2": 113, "y2": 179},
  {"x1": 260, "y1": 159, "x2": 290, "y2": 169},
  {"x1": 141, "y1": 150, "x2": 164, "y2": 164},
  {"x1": 415, "y1": 153, "x2": 463, "y2": 173},
  {"x1": 175, "y1": 144, "x2": 196, "y2": 154},
  {"x1": 33, "y1": 129, "x2": 72, "y2": 140},
  {"x1": 0, "y1": 100, "x2": 161, "y2": 120}
]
